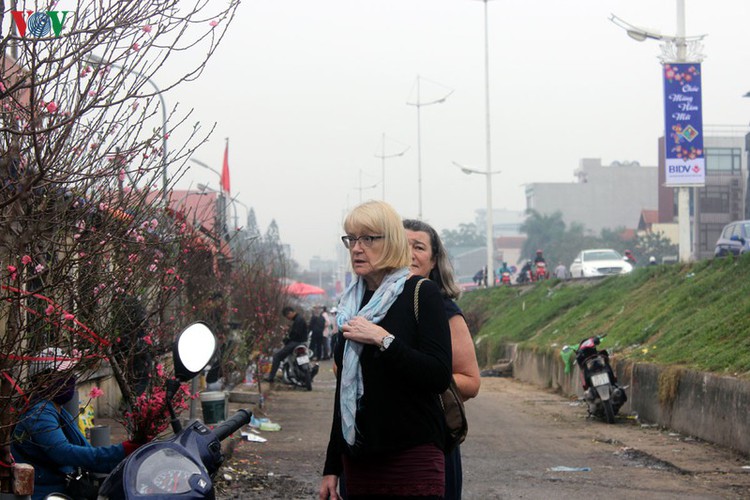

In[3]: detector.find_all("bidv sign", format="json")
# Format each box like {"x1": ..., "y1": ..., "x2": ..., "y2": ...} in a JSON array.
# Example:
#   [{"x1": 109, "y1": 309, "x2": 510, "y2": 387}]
[
  {"x1": 663, "y1": 63, "x2": 705, "y2": 187},
  {"x1": 11, "y1": 10, "x2": 73, "y2": 38}
]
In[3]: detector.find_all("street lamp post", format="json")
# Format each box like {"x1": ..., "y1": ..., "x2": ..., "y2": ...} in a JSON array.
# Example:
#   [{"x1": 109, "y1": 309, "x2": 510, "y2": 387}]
[
  {"x1": 406, "y1": 76, "x2": 453, "y2": 219},
  {"x1": 610, "y1": 1, "x2": 706, "y2": 262},
  {"x1": 480, "y1": 0, "x2": 495, "y2": 286},
  {"x1": 453, "y1": 161, "x2": 501, "y2": 285},
  {"x1": 87, "y1": 55, "x2": 169, "y2": 197},
  {"x1": 374, "y1": 133, "x2": 409, "y2": 201}
]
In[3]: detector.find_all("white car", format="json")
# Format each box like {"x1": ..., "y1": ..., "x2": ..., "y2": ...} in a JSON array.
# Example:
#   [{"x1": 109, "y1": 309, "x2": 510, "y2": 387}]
[{"x1": 569, "y1": 249, "x2": 633, "y2": 278}]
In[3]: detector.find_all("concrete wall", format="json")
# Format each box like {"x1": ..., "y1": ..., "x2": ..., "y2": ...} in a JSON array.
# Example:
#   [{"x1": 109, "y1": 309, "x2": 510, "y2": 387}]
[{"x1": 510, "y1": 345, "x2": 750, "y2": 455}]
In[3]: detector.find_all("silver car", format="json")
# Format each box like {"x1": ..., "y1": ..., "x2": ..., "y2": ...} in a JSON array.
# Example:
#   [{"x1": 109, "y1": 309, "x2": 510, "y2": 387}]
[{"x1": 569, "y1": 249, "x2": 633, "y2": 278}]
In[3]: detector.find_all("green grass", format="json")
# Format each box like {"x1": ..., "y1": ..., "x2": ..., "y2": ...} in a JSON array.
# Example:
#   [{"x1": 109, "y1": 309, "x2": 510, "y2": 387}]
[{"x1": 459, "y1": 254, "x2": 750, "y2": 378}]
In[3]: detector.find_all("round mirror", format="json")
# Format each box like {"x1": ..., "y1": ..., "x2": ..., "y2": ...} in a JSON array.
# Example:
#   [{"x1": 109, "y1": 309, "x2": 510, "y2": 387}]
[{"x1": 173, "y1": 322, "x2": 216, "y2": 381}]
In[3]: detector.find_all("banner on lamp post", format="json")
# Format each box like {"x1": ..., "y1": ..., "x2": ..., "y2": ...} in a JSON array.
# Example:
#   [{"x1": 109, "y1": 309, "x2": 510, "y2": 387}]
[{"x1": 663, "y1": 62, "x2": 705, "y2": 187}]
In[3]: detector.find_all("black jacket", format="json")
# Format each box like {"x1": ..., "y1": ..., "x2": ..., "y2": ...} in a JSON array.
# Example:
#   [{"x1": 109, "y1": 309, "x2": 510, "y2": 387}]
[
  {"x1": 309, "y1": 314, "x2": 326, "y2": 336},
  {"x1": 287, "y1": 314, "x2": 308, "y2": 343}
]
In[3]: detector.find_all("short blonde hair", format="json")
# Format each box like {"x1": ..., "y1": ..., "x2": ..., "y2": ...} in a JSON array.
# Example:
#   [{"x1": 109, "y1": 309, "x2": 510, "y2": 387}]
[{"x1": 343, "y1": 200, "x2": 410, "y2": 271}]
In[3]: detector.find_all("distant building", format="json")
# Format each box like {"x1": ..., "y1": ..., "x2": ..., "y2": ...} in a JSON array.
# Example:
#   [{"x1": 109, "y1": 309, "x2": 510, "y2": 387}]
[
  {"x1": 446, "y1": 209, "x2": 526, "y2": 281},
  {"x1": 657, "y1": 129, "x2": 749, "y2": 260},
  {"x1": 473, "y1": 208, "x2": 526, "y2": 237},
  {"x1": 495, "y1": 236, "x2": 526, "y2": 267},
  {"x1": 525, "y1": 158, "x2": 658, "y2": 235}
]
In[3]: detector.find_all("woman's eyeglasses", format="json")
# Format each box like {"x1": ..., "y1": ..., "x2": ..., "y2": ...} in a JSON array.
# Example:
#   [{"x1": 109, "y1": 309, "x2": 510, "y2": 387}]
[{"x1": 341, "y1": 235, "x2": 384, "y2": 249}]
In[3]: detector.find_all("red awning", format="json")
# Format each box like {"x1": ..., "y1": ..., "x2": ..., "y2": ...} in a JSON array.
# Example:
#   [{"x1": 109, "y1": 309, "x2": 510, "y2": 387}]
[{"x1": 284, "y1": 282, "x2": 325, "y2": 296}]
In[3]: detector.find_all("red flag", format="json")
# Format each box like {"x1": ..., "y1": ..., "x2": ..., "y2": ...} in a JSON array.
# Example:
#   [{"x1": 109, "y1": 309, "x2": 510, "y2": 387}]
[{"x1": 220, "y1": 142, "x2": 231, "y2": 193}]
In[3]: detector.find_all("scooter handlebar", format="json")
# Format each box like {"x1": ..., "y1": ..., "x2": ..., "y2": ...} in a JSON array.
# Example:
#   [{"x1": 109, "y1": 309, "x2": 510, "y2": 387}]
[{"x1": 213, "y1": 408, "x2": 253, "y2": 442}]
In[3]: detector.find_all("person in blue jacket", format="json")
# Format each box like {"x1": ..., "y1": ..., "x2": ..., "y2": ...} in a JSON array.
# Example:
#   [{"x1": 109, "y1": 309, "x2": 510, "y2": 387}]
[{"x1": 12, "y1": 347, "x2": 143, "y2": 500}]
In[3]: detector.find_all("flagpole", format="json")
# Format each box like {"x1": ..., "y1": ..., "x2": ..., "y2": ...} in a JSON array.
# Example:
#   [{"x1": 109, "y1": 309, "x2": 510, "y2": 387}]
[{"x1": 221, "y1": 138, "x2": 230, "y2": 237}]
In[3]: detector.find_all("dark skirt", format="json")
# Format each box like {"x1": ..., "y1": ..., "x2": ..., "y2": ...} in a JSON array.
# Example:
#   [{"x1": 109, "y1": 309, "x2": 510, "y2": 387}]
[
  {"x1": 343, "y1": 443, "x2": 445, "y2": 498},
  {"x1": 444, "y1": 445, "x2": 462, "y2": 500}
]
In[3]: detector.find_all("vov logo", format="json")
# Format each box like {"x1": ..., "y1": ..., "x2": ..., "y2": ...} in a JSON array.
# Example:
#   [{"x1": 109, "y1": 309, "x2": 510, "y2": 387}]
[{"x1": 11, "y1": 11, "x2": 73, "y2": 38}]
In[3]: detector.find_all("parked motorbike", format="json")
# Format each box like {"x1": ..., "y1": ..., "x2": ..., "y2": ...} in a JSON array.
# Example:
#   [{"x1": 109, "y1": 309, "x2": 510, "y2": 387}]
[
  {"x1": 92, "y1": 322, "x2": 253, "y2": 499},
  {"x1": 280, "y1": 342, "x2": 318, "y2": 391},
  {"x1": 564, "y1": 334, "x2": 627, "y2": 424}
]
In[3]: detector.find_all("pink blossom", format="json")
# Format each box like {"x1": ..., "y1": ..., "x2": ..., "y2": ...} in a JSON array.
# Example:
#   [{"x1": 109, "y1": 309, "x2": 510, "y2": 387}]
[
  {"x1": 142, "y1": 25, "x2": 152, "y2": 33},
  {"x1": 63, "y1": 313, "x2": 75, "y2": 321},
  {"x1": 35, "y1": 264, "x2": 44, "y2": 273},
  {"x1": 0, "y1": 82, "x2": 5, "y2": 92},
  {"x1": 209, "y1": 20, "x2": 218, "y2": 27},
  {"x1": 21, "y1": 255, "x2": 32, "y2": 265},
  {"x1": 143, "y1": 335, "x2": 153, "y2": 345},
  {"x1": 119, "y1": 169, "x2": 126, "y2": 182},
  {"x1": 163, "y1": 133, "x2": 169, "y2": 140},
  {"x1": 156, "y1": 364, "x2": 165, "y2": 377},
  {"x1": 45, "y1": 304, "x2": 55, "y2": 316},
  {"x1": 132, "y1": 43, "x2": 140, "y2": 52},
  {"x1": 46, "y1": 102, "x2": 58, "y2": 113},
  {"x1": 7, "y1": 265, "x2": 16, "y2": 274},
  {"x1": 89, "y1": 387, "x2": 104, "y2": 398},
  {"x1": 148, "y1": 264, "x2": 158, "y2": 272}
]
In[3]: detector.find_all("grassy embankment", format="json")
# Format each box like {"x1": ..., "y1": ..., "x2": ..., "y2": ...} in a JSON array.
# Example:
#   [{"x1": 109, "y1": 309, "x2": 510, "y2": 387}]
[{"x1": 459, "y1": 253, "x2": 750, "y2": 379}]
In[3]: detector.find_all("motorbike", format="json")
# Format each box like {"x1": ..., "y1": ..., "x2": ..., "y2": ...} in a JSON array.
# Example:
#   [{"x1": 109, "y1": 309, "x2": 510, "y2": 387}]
[
  {"x1": 501, "y1": 271, "x2": 512, "y2": 286},
  {"x1": 534, "y1": 261, "x2": 548, "y2": 281},
  {"x1": 516, "y1": 262, "x2": 534, "y2": 284},
  {"x1": 87, "y1": 322, "x2": 253, "y2": 499},
  {"x1": 280, "y1": 342, "x2": 318, "y2": 391},
  {"x1": 564, "y1": 334, "x2": 627, "y2": 424}
]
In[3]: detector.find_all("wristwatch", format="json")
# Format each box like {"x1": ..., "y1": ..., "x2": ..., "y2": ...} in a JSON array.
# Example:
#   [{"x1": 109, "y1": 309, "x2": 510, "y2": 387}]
[{"x1": 380, "y1": 334, "x2": 395, "y2": 352}]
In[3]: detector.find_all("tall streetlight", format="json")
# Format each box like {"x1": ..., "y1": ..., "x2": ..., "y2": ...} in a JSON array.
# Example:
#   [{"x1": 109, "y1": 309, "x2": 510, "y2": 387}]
[
  {"x1": 453, "y1": 161, "x2": 500, "y2": 284},
  {"x1": 374, "y1": 133, "x2": 409, "y2": 201},
  {"x1": 610, "y1": 2, "x2": 706, "y2": 262},
  {"x1": 466, "y1": 0, "x2": 497, "y2": 285},
  {"x1": 87, "y1": 54, "x2": 169, "y2": 197},
  {"x1": 406, "y1": 75, "x2": 453, "y2": 219}
]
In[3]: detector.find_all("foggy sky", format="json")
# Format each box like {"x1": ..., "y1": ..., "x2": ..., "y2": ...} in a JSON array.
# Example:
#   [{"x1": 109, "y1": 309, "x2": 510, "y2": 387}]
[{"x1": 165, "y1": 0, "x2": 750, "y2": 268}]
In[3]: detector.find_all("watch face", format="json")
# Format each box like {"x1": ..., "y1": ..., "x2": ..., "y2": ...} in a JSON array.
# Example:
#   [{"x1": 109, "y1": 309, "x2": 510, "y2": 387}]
[{"x1": 383, "y1": 335, "x2": 394, "y2": 349}]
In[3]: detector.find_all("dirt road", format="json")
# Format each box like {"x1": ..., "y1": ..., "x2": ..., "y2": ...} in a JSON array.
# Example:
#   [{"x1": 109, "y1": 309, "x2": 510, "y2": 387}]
[{"x1": 216, "y1": 359, "x2": 750, "y2": 499}]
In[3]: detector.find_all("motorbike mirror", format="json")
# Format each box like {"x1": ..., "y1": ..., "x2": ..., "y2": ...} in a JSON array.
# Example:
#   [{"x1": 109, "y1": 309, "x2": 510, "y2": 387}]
[{"x1": 173, "y1": 322, "x2": 216, "y2": 382}]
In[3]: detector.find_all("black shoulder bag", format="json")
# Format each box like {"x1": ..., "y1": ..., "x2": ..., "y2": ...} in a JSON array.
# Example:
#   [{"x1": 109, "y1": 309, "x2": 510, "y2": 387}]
[{"x1": 414, "y1": 278, "x2": 468, "y2": 453}]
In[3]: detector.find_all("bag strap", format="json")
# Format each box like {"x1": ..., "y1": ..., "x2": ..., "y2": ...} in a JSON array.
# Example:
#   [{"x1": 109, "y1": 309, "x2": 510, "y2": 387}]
[{"x1": 413, "y1": 278, "x2": 427, "y2": 322}]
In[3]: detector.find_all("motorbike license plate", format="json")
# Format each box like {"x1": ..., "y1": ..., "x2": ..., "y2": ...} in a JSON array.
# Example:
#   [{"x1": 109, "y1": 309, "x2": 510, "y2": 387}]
[
  {"x1": 591, "y1": 372, "x2": 609, "y2": 386},
  {"x1": 296, "y1": 355, "x2": 310, "y2": 365}
]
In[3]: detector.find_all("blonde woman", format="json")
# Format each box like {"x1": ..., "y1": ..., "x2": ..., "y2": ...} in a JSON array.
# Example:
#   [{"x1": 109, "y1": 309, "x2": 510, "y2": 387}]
[{"x1": 320, "y1": 201, "x2": 452, "y2": 500}]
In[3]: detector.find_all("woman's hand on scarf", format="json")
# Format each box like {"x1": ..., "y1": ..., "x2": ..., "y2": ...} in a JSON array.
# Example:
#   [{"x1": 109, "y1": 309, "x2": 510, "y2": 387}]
[{"x1": 341, "y1": 316, "x2": 388, "y2": 346}]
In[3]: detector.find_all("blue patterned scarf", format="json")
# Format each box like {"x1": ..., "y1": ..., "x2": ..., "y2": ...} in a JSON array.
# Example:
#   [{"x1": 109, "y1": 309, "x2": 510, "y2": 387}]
[{"x1": 337, "y1": 267, "x2": 410, "y2": 446}]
